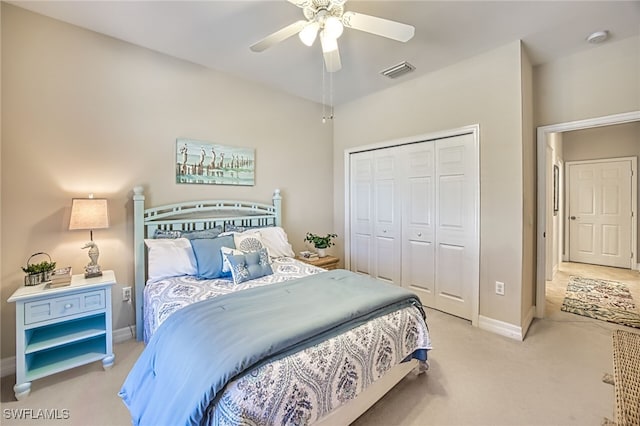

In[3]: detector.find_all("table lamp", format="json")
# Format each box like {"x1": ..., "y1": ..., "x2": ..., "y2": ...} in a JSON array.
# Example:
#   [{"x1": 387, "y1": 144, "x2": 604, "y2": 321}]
[{"x1": 69, "y1": 195, "x2": 110, "y2": 278}]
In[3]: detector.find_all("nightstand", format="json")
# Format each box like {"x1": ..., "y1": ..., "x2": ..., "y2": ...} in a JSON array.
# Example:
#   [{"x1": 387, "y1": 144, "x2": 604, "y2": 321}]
[
  {"x1": 7, "y1": 271, "x2": 116, "y2": 400},
  {"x1": 297, "y1": 255, "x2": 340, "y2": 270}
]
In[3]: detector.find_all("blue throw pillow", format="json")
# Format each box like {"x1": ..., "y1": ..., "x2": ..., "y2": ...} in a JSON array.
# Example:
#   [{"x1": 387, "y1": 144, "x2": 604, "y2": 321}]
[
  {"x1": 181, "y1": 226, "x2": 223, "y2": 240},
  {"x1": 190, "y1": 235, "x2": 235, "y2": 279},
  {"x1": 227, "y1": 248, "x2": 273, "y2": 285},
  {"x1": 153, "y1": 229, "x2": 182, "y2": 239}
]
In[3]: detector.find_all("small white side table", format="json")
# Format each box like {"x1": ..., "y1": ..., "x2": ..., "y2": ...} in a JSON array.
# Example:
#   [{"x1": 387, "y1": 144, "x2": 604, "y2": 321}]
[{"x1": 7, "y1": 271, "x2": 116, "y2": 400}]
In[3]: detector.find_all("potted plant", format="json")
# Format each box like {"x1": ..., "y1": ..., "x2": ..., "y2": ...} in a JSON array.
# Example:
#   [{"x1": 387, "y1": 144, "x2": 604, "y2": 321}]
[
  {"x1": 22, "y1": 252, "x2": 57, "y2": 286},
  {"x1": 304, "y1": 232, "x2": 337, "y2": 258}
]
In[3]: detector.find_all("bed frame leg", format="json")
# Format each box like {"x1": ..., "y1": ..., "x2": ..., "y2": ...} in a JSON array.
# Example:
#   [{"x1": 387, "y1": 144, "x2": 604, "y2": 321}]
[{"x1": 414, "y1": 360, "x2": 429, "y2": 375}]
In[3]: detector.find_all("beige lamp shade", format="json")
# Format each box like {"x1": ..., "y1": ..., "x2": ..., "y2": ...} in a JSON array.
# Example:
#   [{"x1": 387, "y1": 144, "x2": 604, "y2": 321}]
[{"x1": 69, "y1": 198, "x2": 110, "y2": 231}]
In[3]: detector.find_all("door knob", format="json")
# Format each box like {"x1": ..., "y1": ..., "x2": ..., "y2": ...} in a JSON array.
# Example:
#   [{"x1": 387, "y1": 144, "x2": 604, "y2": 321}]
[{"x1": 570, "y1": 216, "x2": 577, "y2": 220}]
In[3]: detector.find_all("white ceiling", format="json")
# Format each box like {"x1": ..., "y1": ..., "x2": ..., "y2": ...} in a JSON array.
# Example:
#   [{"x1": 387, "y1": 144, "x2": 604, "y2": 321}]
[{"x1": 9, "y1": 1, "x2": 640, "y2": 105}]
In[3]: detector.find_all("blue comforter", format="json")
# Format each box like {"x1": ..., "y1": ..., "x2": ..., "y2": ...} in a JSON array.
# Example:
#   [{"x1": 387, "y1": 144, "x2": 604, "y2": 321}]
[{"x1": 119, "y1": 269, "x2": 425, "y2": 426}]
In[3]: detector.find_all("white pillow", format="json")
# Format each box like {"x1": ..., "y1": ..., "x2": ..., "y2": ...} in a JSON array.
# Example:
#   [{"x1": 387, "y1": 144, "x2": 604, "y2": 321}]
[
  {"x1": 257, "y1": 226, "x2": 295, "y2": 258},
  {"x1": 144, "y1": 238, "x2": 197, "y2": 283},
  {"x1": 220, "y1": 246, "x2": 243, "y2": 274},
  {"x1": 233, "y1": 231, "x2": 266, "y2": 253}
]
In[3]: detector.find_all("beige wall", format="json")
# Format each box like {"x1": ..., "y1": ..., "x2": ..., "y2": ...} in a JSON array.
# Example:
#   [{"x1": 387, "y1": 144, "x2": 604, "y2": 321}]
[
  {"x1": 334, "y1": 41, "x2": 526, "y2": 327},
  {"x1": 520, "y1": 44, "x2": 535, "y2": 327},
  {"x1": 563, "y1": 122, "x2": 640, "y2": 257},
  {"x1": 1, "y1": 4, "x2": 333, "y2": 358},
  {"x1": 534, "y1": 36, "x2": 640, "y2": 127}
]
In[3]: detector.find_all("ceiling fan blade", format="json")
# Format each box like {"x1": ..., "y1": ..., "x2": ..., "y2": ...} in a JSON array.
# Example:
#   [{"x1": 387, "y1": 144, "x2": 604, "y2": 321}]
[
  {"x1": 323, "y1": 44, "x2": 342, "y2": 73},
  {"x1": 250, "y1": 20, "x2": 308, "y2": 52},
  {"x1": 342, "y1": 11, "x2": 415, "y2": 42},
  {"x1": 287, "y1": 0, "x2": 312, "y2": 7}
]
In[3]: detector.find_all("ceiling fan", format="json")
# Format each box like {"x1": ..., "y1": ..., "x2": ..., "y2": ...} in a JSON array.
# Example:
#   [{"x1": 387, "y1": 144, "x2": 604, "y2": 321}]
[{"x1": 250, "y1": 0, "x2": 415, "y2": 73}]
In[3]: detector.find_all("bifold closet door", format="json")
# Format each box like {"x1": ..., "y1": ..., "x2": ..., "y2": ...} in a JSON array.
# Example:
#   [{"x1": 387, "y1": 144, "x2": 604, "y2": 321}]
[
  {"x1": 372, "y1": 147, "x2": 401, "y2": 284},
  {"x1": 349, "y1": 151, "x2": 374, "y2": 276},
  {"x1": 432, "y1": 133, "x2": 476, "y2": 320},
  {"x1": 349, "y1": 148, "x2": 401, "y2": 285},
  {"x1": 401, "y1": 142, "x2": 436, "y2": 306},
  {"x1": 350, "y1": 133, "x2": 477, "y2": 321}
]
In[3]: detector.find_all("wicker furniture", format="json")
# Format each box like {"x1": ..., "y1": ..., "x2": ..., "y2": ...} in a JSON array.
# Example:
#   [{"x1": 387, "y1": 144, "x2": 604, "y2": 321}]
[{"x1": 612, "y1": 329, "x2": 640, "y2": 426}]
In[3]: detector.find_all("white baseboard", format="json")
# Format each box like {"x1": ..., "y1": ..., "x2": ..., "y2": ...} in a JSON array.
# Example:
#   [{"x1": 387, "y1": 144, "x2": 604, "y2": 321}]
[
  {"x1": 478, "y1": 315, "x2": 528, "y2": 341},
  {"x1": 114, "y1": 325, "x2": 136, "y2": 343},
  {"x1": 1, "y1": 326, "x2": 136, "y2": 378}
]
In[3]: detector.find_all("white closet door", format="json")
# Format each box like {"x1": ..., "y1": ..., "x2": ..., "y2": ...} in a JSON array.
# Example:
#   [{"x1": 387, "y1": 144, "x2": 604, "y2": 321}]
[
  {"x1": 349, "y1": 131, "x2": 478, "y2": 321},
  {"x1": 401, "y1": 142, "x2": 436, "y2": 305},
  {"x1": 350, "y1": 151, "x2": 374, "y2": 275},
  {"x1": 434, "y1": 133, "x2": 476, "y2": 320},
  {"x1": 373, "y1": 148, "x2": 402, "y2": 285}
]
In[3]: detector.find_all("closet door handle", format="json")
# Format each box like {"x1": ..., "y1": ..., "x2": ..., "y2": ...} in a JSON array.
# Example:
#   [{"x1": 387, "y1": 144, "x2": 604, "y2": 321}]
[{"x1": 570, "y1": 216, "x2": 578, "y2": 220}]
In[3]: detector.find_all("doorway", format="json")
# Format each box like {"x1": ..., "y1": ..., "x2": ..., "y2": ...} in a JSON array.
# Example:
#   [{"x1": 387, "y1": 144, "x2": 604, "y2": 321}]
[{"x1": 535, "y1": 111, "x2": 640, "y2": 318}]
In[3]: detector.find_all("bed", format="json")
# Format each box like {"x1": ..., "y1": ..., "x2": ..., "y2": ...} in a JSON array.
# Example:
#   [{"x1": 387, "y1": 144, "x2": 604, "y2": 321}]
[{"x1": 120, "y1": 186, "x2": 432, "y2": 426}]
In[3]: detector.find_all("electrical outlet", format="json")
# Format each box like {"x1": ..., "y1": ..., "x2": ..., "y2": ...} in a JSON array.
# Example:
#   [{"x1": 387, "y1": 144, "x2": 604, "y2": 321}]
[
  {"x1": 495, "y1": 281, "x2": 505, "y2": 296},
  {"x1": 122, "y1": 287, "x2": 132, "y2": 302}
]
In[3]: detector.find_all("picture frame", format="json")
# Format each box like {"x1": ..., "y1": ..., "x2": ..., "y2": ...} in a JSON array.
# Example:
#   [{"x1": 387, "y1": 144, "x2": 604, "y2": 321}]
[
  {"x1": 553, "y1": 164, "x2": 559, "y2": 216},
  {"x1": 176, "y1": 138, "x2": 255, "y2": 186}
]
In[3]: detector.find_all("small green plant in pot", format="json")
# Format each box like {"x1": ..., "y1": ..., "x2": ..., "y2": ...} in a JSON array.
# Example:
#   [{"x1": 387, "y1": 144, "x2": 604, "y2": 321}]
[
  {"x1": 22, "y1": 255, "x2": 57, "y2": 286},
  {"x1": 304, "y1": 233, "x2": 337, "y2": 257}
]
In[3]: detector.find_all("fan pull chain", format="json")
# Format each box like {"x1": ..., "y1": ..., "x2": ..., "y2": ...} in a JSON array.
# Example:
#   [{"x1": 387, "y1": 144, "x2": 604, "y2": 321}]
[
  {"x1": 322, "y1": 60, "x2": 334, "y2": 124},
  {"x1": 322, "y1": 58, "x2": 326, "y2": 123}
]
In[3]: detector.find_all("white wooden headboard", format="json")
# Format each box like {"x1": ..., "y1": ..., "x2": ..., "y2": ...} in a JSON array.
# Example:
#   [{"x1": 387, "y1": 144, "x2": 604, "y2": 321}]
[{"x1": 132, "y1": 186, "x2": 282, "y2": 341}]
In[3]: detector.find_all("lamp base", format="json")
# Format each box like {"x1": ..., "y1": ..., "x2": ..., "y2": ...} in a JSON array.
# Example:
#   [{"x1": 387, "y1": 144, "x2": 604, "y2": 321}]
[
  {"x1": 84, "y1": 264, "x2": 103, "y2": 279},
  {"x1": 84, "y1": 271, "x2": 103, "y2": 279}
]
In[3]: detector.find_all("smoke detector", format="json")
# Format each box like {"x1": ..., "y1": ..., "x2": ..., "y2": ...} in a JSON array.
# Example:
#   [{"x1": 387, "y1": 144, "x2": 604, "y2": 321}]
[{"x1": 586, "y1": 30, "x2": 609, "y2": 44}]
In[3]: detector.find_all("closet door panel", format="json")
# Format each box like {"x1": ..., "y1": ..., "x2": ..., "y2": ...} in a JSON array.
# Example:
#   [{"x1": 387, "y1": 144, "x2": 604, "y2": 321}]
[
  {"x1": 434, "y1": 135, "x2": 475, "y2": 320},
  {"x1": 350, "y1": 152, "x2": 374, "y2": 275},
  {"x1": 352, "y1": 234, "x2": 372, "y2": 275},
  {"x1": 373, "y1": 148, "x2": 401, "y2": 285},
  {"x1": 405, "y1": 240, "x2": 435, "y2": 296},
  {"x1": 437, "y1": 243, "x2": 465, "y2": 301},
  {"x1": 375, "y1": 236, "x2": 397, "y2": 283},
  {"x1": 401, "y1": 142, "x2": 435, "y2": 304},
  {"x1": 353, "y1": 181, "x2": 373, "y2": 236}
]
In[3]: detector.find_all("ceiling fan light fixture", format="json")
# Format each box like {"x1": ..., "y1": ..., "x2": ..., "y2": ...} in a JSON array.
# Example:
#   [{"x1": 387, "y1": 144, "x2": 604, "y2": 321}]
[
  {"x1": 299, "y1": 22, "x2": 320, "y2": 46},
  {"x1": 324, "y1": 16, "x2": 344, "y2": 39},
  {"x1": 320, "y1": 30, "x2": 338, "y2": 53}
]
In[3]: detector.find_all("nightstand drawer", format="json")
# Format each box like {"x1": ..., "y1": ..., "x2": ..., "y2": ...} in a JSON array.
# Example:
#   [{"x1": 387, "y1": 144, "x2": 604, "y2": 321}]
[{"x1": 24, "y1": 290, "x2": 106, "y2": 325}]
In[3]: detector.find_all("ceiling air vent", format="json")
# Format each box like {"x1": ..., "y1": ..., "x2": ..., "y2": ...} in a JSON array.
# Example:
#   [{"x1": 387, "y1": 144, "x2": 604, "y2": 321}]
[{"x1": 380, "y1": 61, "x2": 415, "y2": 79}]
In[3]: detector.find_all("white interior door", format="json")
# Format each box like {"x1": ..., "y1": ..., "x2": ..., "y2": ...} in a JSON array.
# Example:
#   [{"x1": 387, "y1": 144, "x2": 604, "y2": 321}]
[{"x1": 568, "y1": 159, "x2": 632, "y2": 268}]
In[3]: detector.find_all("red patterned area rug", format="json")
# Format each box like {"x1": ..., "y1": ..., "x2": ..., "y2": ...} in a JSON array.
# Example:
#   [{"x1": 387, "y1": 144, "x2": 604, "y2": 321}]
[{"x1": 560, "y1": 276, "x2": 640, "y2": 329}]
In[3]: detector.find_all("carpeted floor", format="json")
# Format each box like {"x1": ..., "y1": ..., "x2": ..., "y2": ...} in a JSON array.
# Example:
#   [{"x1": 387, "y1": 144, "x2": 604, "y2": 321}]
[
  {"x1": 0, "y1": 307, "x2": 620, "y2": 426},
  {"x1": 560, "y1": 276, "x2": 640, "y2": 329}
]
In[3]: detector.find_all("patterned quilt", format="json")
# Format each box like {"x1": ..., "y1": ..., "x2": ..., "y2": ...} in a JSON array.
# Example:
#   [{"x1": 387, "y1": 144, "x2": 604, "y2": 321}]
[{"x1": 143, "y1": 258, "x2": 432, "y2": 425}]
